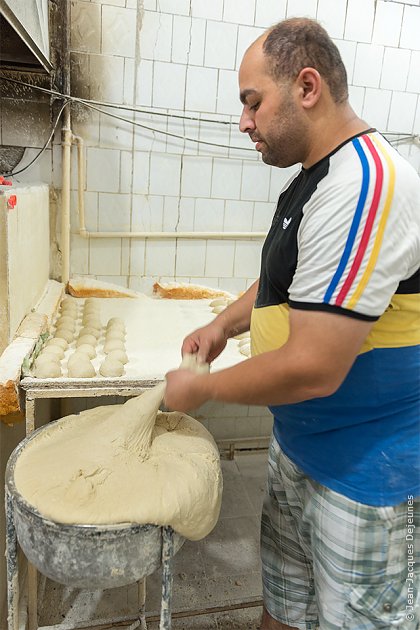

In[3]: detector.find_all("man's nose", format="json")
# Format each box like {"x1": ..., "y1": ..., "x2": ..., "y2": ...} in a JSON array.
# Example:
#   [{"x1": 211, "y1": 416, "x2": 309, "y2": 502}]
[{"x1": 239, "y1": 108, "x2": 255, "y2": 134}]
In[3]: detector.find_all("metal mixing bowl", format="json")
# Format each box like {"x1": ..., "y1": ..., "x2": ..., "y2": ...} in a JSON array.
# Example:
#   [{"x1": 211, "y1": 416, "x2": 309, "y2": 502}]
[{"x1": 6, "y1": 421, "x2": 185, "y2": 589}]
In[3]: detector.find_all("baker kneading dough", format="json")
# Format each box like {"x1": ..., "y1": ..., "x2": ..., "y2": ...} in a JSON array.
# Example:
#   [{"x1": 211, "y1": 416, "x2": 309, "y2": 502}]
[{"x1": 15, "y1": 355, "x2": 222, "y2": 541}]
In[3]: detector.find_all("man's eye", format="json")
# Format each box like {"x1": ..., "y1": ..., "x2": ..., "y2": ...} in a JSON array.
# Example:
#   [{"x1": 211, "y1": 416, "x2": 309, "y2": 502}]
[{"x1": 250, "y1": 102, "x2": 260, "y2": 111}]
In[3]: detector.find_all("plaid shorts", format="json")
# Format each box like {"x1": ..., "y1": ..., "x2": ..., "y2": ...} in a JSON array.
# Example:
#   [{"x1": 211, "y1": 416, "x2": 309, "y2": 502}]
[{"x1": 261, "y1": 436, "x2": 420, "y2": 630}]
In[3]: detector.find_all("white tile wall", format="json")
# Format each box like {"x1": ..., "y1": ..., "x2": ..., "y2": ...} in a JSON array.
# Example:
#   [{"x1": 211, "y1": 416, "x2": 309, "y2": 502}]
[
  {"x1": 317, "y1": 0, "x2": 347, "y2": 39},
  {"x1": 139, "y1": 11, "x2": 173, "y2": 62},
  {"x1": 224, "y1": 200, "x2": 254, "y2": 232},
  {"x1": 101, "y1": 6, "x2": 137, "y2": 57},
  {"x1": 149, "y1": 153, "x2": 182, "y2": 195},
  {"x1": 185, "y1": 66, "x2": 218, "y2": 112},
  {"x1": 372, "y1": 1, "x2": 404, "y2": 47},
  {"x1": 362, "y1": 88, "x2": 392, "y2": 131},
  {"x1": 152, "y1": 62, "x2": 187, "y2": 110},
  {"x1": 387, "y1": 91, "x2": 418, "y2": 133},
  {"x1": 353, "y1": 43, "x2": 384, "y2": 88},
  {"x1": 175, "y1": 239, "x2": 206, "y2": 276},
  {"x1": 287, "y1": 0, "x2": 319, "y2": 19},
  {"x1": 380, "y1": 48, "x2": 411, "y2": 92},
  {"x1": 205, "y1": 240, "x2": 235, "y2": 277},
  {"x1": 38, "y1": 0, "x2": 420, "y2": 296},
  {"x1": 254, "y1": 0, "x2": 286, "y2": 28},
  {"x1": 211, "y1": 158, "x2": 242, "y2": 200},
  {"x1": 194, "y1": 198, "x2": 224, "y2": 231},
  {"x1": 407, "y1": 51, "x2": 420, "y2": 93},
  {"x1": 181, "y1": 156, "x2": 213, "y2": 197},
  {"x1": 204, "y1": 21, "x2": 238, "y2": 70},
  {"x1": 345, "y1": 0, "x2": 375, "y2": 43},
  {"x1": 400, "y1": 5, "x2": 420, "y2": 50}
]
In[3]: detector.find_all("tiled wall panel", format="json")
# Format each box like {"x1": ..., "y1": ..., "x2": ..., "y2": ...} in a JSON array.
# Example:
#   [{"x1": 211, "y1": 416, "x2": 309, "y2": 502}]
[{"x1": 3, "y1": 0, "x2": 419, "y2": 293}]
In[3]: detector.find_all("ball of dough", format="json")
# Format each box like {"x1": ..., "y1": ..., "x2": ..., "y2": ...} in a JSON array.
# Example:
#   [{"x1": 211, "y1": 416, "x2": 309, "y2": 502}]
[
  {"x1": 67, "y1": 358, "x2": 96, "y2": 378},
  {"x1": 104, "y1": 339, "x2": 125, "y2": 354},
  {"x1": 99, "y1": 358, "x2": 124, "y2": 377},
  {"x1": 76, "y1": 343, "x2": 96, "y2": 359},
  {"x1": 209, "y1": 298, "x2": 227, "y2": 307},
  {"x1": 83, "y1": 303, "x2": 100, "y2": 314},
  {"x1": 67, "y1": 352, "x2": 86, "y2": 368},
  {"x1": 212, "y1": 305, "x2": 226, "y2": 314},
  {"x1": 54, "y1": 329, "x2": 74, "y2": 343},
  {"x1": 84, "y1": 298, "x2": 97, "y2": 307},
  {"x1": 82, "y1": 316, "x2": 102, "y2": 329},
  {"x1": 77, "y1": 334, "x2": 97, "y2": 347},
  {"x1": 35, "y1": 361, "x2": 62, "y2": 379},
  {"x1": 56, "y1": 315, "x2": 76, "y2": 328},
  {"x1": 107, "y1": 349, "x2": 128, "y2": 365},
  {"x1": 106, "y1": 317, "x2": 125, "y2": 330},
  {"x1": 239, "y1": 343, "x2": 251, "y2": 357},
  {"x1": 46, "y1": 337, "x2": 68, "y2": 350},
  {"x1": 105, "y1": 328, "x2": 125, "y2": 342},
  {"x1": 42, "y1": 345, "x2": 65, "y2": 360},
  {"x1": 238, "y1": 337, "x2": 251, "y2": 348},
  {"x1": 78, "y1": 326, "x2": 101, "y2": 339},
  {"x1": 35, "y1": 353, "x2": 61, "y2": 368},
  {"x1": 56, "y1": 322, "x2": 76, "y2": 334}
]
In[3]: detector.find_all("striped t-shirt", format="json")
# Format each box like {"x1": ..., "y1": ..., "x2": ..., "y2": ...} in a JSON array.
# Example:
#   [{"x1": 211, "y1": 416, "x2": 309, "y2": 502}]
[{"x1": 251, "y1": 129, "x2": 420, "y2": 506}]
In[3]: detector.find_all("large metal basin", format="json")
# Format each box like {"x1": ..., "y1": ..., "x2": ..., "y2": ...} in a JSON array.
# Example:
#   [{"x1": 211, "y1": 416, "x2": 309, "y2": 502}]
[{"x1": 5, "y1": 420, "x2": 185, "y2": 590}]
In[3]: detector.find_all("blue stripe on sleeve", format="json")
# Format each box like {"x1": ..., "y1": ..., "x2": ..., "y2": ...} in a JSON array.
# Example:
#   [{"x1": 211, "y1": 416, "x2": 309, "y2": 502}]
[{"x1": 323, "y1": 138, "x2": 371, "y2": 304}]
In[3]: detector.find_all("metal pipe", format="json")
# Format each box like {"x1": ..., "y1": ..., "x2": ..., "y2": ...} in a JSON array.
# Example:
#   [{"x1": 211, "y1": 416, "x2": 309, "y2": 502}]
[{"x1": 78, "y1": 230, "x2": 266, "y2": 239}]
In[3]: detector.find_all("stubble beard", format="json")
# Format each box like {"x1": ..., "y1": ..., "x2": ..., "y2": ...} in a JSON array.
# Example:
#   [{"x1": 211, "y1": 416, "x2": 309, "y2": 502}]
[{"x1": 259, "y1": 99, "x2": 308, "y2": 168}]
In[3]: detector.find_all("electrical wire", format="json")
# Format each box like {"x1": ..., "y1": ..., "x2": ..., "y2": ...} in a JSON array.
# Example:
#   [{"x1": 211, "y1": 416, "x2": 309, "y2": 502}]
[
  {"x1": 1, "y1": 75, "x2": 418, "y2": 176},
  {"x1": 3, "y1": 99, "x2": 70, "y2": 176}
]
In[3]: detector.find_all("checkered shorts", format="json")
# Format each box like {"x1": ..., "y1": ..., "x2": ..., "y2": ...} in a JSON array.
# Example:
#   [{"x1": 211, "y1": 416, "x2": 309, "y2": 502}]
[{"x1": 261, "y1": 436, "x2": 420, "y2": 629}]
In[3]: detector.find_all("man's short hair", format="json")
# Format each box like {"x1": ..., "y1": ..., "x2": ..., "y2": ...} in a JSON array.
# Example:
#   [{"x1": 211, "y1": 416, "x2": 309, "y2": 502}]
[{"x1": 263, "y1": 18, "x2": 348, "y2": 103}]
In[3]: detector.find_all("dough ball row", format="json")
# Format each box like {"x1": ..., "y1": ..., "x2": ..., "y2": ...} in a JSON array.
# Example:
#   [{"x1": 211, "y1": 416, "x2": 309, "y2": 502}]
[
  {"x1": 34, "y1": 298, "x2": 128, "y2": 379},
  {"x1": 67, "y1": 299, "x2": 101, "y2": 378},
  {"x1": 99, "y1": 317, "x2": 127, "y2": 377},
  {"x1": 208, "y1": 296, "x2": 251, "y2": 357}
]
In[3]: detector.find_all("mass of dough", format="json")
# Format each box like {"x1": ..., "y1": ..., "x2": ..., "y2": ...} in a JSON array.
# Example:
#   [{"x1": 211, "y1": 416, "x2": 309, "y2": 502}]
[
  {"x1": 212, "y1": 305, "x2": 226, "y2": 314},
  {"x1": 14, "y1": 368, "x2": 222, "y2": 541},
  {"x1": 99, "y1": 357, "x2": 124, "y2": 377},
  {"x1": 239, "y1": 343, "x2": 251, "y2": 357}
]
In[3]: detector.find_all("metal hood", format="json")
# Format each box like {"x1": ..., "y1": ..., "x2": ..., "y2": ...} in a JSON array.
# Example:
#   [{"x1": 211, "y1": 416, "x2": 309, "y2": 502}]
[{"x1": 0, "y1": 0, "x2": 52, "y2": 72}]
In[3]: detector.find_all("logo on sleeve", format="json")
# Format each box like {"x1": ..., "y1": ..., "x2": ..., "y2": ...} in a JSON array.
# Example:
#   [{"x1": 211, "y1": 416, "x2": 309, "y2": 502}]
[{"x1": 282, "y1": 217, "x2": 292, "y2": 230}]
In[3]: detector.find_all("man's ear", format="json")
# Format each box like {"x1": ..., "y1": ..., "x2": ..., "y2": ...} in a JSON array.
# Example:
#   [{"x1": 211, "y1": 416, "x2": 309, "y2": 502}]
[{"x1": 296, "y1": 67, "x2": 322, "y2": 109}]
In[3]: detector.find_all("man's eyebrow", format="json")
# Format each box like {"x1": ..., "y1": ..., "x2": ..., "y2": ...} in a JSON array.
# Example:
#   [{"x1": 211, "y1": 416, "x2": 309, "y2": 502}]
[{"x1": 239, "y1": 88, "x2": 258, "y2": 105}]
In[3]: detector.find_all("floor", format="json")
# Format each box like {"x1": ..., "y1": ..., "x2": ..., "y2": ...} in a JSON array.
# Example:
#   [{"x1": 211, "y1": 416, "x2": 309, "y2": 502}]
[{"x1": 37, "y1": 450, "x2": 268, "y2": 630}]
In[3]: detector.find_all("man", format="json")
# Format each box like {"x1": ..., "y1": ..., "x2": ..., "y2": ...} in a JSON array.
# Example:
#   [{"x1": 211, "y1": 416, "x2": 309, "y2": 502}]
[{"x1": 165, "y1": 18, "x2": 420, "y2": 630}]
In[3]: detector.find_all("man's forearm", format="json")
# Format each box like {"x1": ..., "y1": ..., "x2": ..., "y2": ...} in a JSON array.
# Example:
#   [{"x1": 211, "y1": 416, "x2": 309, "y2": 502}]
[{"x1": 215, "y1": 280, "x2": 259, "y2": 338}]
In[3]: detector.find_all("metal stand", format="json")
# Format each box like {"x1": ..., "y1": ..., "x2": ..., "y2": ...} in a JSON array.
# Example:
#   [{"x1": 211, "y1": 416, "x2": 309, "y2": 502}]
[
  {"x1": 5, "y1": 501, "x2": 176, "y2": 630},
  {"x1": 7, "y1": 377, "x2": 177, "y2": 630}
]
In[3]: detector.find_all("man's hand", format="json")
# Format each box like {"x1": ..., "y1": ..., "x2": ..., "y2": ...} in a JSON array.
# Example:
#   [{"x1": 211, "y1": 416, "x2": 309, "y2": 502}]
[
  {"x1": 182, "y1": 321, "x2": 228, "y2": 364},
  {"x1": 164, "y1": 369, "x2": 210, "y2": 412}
]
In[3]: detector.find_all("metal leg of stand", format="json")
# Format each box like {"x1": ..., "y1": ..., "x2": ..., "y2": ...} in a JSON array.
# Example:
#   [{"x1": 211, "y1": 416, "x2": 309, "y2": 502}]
[
  {"x1": 25, "y1": 395, "x2": 36, "y2": 435},
  {"x1": 138, "y1": 578, "x2": 147, "y2": 630},
  {"x1": 6, "y1": 489, "x2": 19, "y2": 630},
  {"x1": 28, "y1": 562, "x2": 38, "y2": 630},
  {"x1": 159, "y1": 527, "x2": 175, "y2": 630}
]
